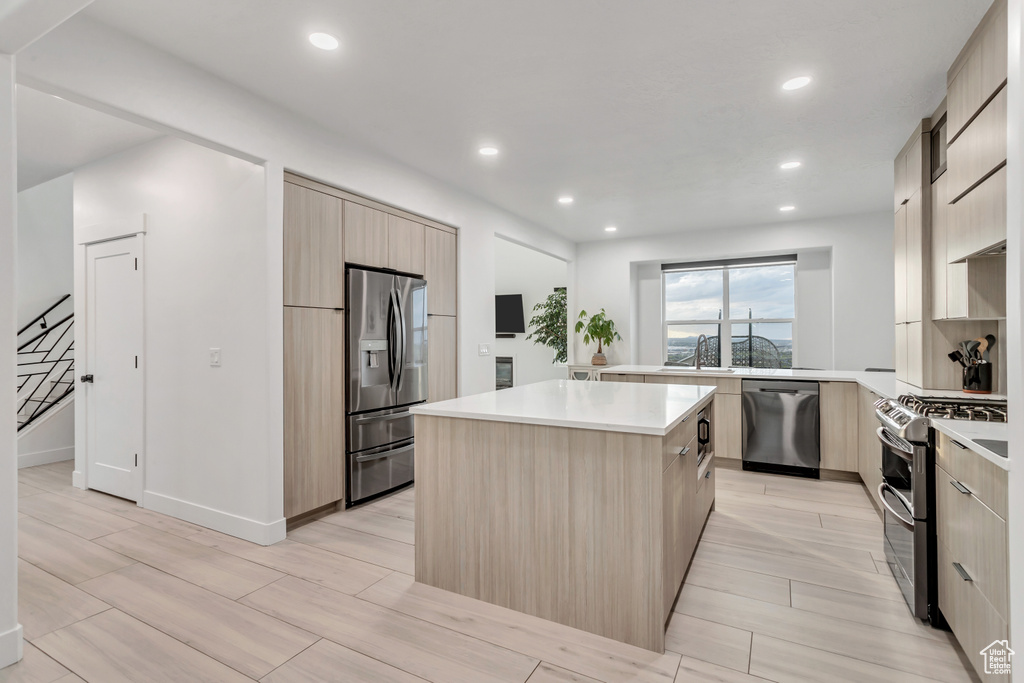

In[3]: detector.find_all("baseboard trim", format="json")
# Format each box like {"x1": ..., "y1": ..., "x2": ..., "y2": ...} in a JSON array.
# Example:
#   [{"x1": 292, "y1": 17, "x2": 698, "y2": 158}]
[
  {"x1": 17, "y1": 446, "x2": 74, "y2": 469},
  {"x1": 0, "y1": 623, "x2": 23, "y2": 669},
  {"x1": 142, "y1": 490, "x2": 286, "y2": 546}
]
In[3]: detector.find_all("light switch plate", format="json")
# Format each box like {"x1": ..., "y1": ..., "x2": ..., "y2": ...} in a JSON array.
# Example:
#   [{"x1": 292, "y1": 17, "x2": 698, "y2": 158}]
[
  {"x1": 478, "y1": 343, "x2": 491, "y2": 356},
  {"x1": 209, "y1": 348, "x2": 222, "y2": 367}
]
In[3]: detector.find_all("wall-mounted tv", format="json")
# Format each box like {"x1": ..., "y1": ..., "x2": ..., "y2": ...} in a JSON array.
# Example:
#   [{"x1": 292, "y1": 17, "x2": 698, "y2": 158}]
[{"x1": 495, "y1": 294, "x2": 526, "y2": 334}]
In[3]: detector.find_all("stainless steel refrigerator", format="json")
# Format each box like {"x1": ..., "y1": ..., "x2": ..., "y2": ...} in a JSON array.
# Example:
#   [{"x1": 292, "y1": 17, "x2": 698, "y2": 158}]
[{"x1": 346, "y1": 267, "x2": 428, "y2": 505}]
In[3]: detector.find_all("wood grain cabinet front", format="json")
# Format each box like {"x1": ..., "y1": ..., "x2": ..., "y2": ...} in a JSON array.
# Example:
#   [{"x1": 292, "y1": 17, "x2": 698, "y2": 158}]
[
  {"x1": 387, "y1": 214, "x2": 425, "y2": 276},
  {"x1": 283, "y1": 307, "x2": 346, "y2": 519},
  {"x1": 856, "y1": 386, "x2": 882, "y2": 515},
  {"x1": 344, "y1": 201, "x2": 389, "y2": 269},
  {"x1": 819, "y1": 382, "x2": 858, "y2": 473},
  {"x1": 425, "y1": 227, "x2": 457, "y2": 316},
  {"x1": 427, "y1": 316, "x2": 457, "y2": 403},
  {"x1": 283, "y1": 183, "x2": 344, "y2": 309}
]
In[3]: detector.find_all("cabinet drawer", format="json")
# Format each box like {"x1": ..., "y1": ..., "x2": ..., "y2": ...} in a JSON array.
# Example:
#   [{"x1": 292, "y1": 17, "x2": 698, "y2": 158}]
[
  {"x1": 947, "y1": 85, "x2": 1006, "y2": 202},
  {"x1": 697, "y1": 455, "x2": 715, "y2": 521},
  {"x1": 937, "y1": 539, "x2": 1009, "y2": 682},
  {"x1": 936, "y1": 431, "x2": 1007, "y2": 519},
  {"x1": 936, "y1": 464, "x2": 1007, "y2": 620},
  {"x1": 663, "y1": 418, "x2": 697, "y2": 472},
  {"x1": 601, "y1": 373, "x2": 644, "y2": 383}
]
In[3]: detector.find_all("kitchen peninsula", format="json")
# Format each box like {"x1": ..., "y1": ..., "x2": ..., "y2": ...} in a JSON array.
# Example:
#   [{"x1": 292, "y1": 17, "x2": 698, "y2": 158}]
[{"x1": 411, "y1": 379, "x2": 716, "y2": 652}]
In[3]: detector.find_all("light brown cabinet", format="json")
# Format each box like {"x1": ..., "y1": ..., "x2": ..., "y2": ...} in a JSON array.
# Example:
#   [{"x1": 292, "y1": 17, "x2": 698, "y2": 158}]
[
  {"x1": 856, "y1": 385, "x2": 882, "y2": 515},
  {"x1": 284, "y1": 307, "x2": 346, "y2": 518},
  {"x1": 930, "y1": 169, "x2": 950, "y2": 320},
  {"x1": 602, "y1": 373, "x2": 644, "y2": 383},
  {"x1": 947, "y1": 85, "x2": 1006, "y2": 203},
  {"x1": 283, "y1": 182, "x2": 344, "y2": 309},
  {"x1": 894, "y1": 324, "x2": 908, "y2": 380},
  {"x1": 935, "y1": 432, "x2": 1009, "y2": 681},
  {"x1": 948, "y1": 165, "x2": 1006, "y2": 263},
  {"x1": 387, "y1": 214, "x2": 425, "y2": 275},
  {"x1": 894, "y1": 205, "x2": 908, "y2": 324},
  {"x1": 425, "y1": 227, "x2": 457, "y2": 316},
  {"x1": 344, "y1": 201, "x2": 389, "y2": 269},
  {"x1": 947, "y1": 0, "x2": 1007, "y2": 140},
  {"x1": 427, "y1": 315, "x2": 457, "y2": 403},
  {"x1": 820, "y1": 382, "x2": 858, "y2": 472},
  {"x1": 905, "y1": 191, "x2": 924, "y2": 323},
  {"x1": 946, "y1": 254, "x2": 1006, "y2": 320},
  {"x1": 714, "y1": 393, "x2": 742, "y2": 460}
]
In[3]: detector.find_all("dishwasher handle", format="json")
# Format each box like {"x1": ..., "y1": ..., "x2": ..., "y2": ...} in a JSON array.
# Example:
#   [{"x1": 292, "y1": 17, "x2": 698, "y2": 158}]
[{"x1": 758, "y1": 388, "x2": 799, "y2": 394}]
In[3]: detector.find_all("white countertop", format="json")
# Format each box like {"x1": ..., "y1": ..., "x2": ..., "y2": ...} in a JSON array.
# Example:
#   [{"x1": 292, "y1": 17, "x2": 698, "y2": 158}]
[
  {"x1": 411, "y1": 379, "x2": 715, "y2": 436},
  {"x1": 600, "y1": 365, "x2": 1010, "y2": 470}
]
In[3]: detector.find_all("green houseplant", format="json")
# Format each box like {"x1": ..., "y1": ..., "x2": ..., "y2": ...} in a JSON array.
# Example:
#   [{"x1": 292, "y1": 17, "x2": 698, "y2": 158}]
[
  {"x1": 526, "y1": 289, "x2": 568, "y2": 364},
  {"x1": 574, "y1": 308, "x2": 622, "y2": 366}
]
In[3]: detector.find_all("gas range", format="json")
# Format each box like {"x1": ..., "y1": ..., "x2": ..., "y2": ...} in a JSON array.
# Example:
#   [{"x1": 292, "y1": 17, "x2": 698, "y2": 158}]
[{"x1": 874, "y1": 394, "x2": 1008, "y2": 443}]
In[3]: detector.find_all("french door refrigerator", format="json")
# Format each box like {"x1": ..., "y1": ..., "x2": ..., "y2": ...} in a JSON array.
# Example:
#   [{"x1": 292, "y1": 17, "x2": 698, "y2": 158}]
[{"x1": 346, "y1": 267, "x2": 427, "y2": 506}]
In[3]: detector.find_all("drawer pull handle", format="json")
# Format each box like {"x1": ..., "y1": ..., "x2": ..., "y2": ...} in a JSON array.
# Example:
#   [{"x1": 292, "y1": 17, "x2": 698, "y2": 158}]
[
  {"x1": 681, "y1": 415, "x2": 689, "y2": 423},
  {"x1": 950, "y1": 439, "x2": 968, "y2": 450},
  {"x1": 705, "y1": 471, "x2": 711, "y2": 479},
  {"x1": 680, "y1": 446, "x2": 691, "y2": 456},
  {"x1": 950, "y1": 480, "x2": 972, "y2": 495},
  {"x1": 953, "y1": 562, "x2": 973, "y2": 582}
]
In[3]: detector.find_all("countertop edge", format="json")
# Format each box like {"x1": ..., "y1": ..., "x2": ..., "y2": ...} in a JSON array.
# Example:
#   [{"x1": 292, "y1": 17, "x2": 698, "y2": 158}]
[{"x1": 930, "y1": 420, "x2": 1010, "y2": 471}]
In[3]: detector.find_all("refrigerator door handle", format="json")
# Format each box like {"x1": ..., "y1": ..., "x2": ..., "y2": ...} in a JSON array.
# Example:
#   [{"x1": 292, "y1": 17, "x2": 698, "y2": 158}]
[
  {"x1": 388, "y1": 289, "x2": 401, "y2": 393},
  {"x1": 385, "y1": 291, "x2": 396, "y2": 389},
  {"x1": 394, "y1": 288, "x2": 407, "y2": 392}
]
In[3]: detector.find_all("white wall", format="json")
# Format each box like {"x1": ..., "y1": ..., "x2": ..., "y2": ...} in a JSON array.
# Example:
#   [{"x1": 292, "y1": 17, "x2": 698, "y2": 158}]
[
  {"x1": 17, "y1": 396, "x2": 73, "y2": 468},
  {"x1": 73, "y1": 136, "x2": 279, "y2": 543},
  {"x1": 574, "y1": 212, "x2": 893, "y2": 372},
  {"x1": 494, "y1": 238, "x2": 568, "y2": 386},
  {"x1": 19, "y1": 16, "x2": 577, "y2": 400},
  {"x1": 17, "y1": 172, "x2": 72, "y2": 327},
  {"x1": 0, "y1": 52, "x2": 22, "y2": 670}
]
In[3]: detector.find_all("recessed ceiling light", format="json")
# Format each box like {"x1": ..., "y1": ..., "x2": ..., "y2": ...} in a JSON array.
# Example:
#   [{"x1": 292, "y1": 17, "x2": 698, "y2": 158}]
[
  {"x1": 779, "y1": 205, "x2": 796, "y2": 212},
  {"x1": 782, "y1": 76, "x2": 812, "y2": 91},
  {"x1": 558, "y1": 196, "x2": 574, "y2": 205},
  {"x1": 309, "y1": 32, "x2": 339, "y2": 50},
  {"x1": 780, "y1": 161, "x2": 802, "y2": 170},
  {"x1": 605, "y1": 226, "x2": 617, "y2": 232},
  {"x1": 478, "y1": 146, "x2": 499, "y2": 156}
]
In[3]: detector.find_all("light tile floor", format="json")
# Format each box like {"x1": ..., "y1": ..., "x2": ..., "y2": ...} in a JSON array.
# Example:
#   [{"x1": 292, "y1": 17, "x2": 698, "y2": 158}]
[{"x1": 1, "y1": 460, "x2": 979, "y2": 683}]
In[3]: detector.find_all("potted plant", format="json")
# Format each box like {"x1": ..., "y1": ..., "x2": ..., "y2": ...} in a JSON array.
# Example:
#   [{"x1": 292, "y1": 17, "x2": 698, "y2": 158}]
[
  {"x1": 574, "y1": 308, "x2": 622, "y2": 366},
  {"x1": 526, "y1": 289, "x2": 567, "y2": 364}
]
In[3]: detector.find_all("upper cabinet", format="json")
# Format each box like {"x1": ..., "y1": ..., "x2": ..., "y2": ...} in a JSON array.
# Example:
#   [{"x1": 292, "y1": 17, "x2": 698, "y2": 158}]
[
  {"x1": 284, "y1": 182, "x2": 345, "y2": 309},
  {"x1": 387, "y1": 214, "x2": 425, "y2": 276},
  {"x1": 425, "y1": 227, "x2": 457, "y2": 316},
  {"x1": 947, "y1": 85, "x2": 1007, "y2": 203},
  {"x1": 344, "y1": 201, "x2": 389, "y2": 270},
  {"x1": 947, "y1": 0, "x2": 1007, "y2": 141}
]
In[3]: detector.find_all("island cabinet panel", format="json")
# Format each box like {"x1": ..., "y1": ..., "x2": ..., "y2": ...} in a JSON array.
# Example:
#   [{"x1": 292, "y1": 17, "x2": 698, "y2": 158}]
[
  {"x1": 283, "y1": 182, "x2": 344, "y2": 309},
  {"x1": 425, "y1": 227, "x2": 457, "y2": 316},
  {"x1": 713, "y1": 393, "x2": 742, "y2": 459},
  {"x1": 344, "y1": 201, "x2": 389, "y2": 269},
  {"x1": 284, "y1": 307, "x2": 345, "y2": 519},
  {"x1": 387, "y1": 214, "x2": 425, "y2": 276},
  {"x1": 415, "y1": 403, "x2": 715, "y2": 653},
  {"x1": 856, "y1": 385, "x2": 883, "y2": 516},
  {"x1": 819, "y1": 382, "x2": 859, "y2": 473}
]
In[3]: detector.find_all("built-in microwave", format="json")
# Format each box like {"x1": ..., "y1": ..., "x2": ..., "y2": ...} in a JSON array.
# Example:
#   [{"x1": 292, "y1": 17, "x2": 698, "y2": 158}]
[{"x1": 696, "y1": 406, "x2": 712, "y2": 466}]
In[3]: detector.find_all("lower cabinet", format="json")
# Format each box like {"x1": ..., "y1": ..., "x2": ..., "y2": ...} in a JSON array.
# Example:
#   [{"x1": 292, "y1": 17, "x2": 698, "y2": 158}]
[
  {"x1": 935, "y1": 439, "x2": 1009, "y2": 682},
  {"x1": 283, "y1": 307, "x2": 345, "y2": 519},
  {"x1": 856, "y1": 385, "x2": 883, "y2": 514},
  {"x1": 427, "y1": 315, "x2": 457, "y2": 402},
  {"x1": 601, "y1": 373, "x2": 644, "y2": 383},
  {"x1": 820, "y1": 382, "x2": 859, "y2": 472},
  {"x1": 714, "y1": 393, "x2": 742, "y2": 459}
]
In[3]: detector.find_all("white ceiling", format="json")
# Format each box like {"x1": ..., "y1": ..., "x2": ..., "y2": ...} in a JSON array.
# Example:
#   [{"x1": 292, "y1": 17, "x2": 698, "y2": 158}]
[
  {"x1": 17, "y1": 86, "x2": 162, "y2": 191},
  {"x1": 81, "y1": 0, "x2": 991, "y2": 241}
]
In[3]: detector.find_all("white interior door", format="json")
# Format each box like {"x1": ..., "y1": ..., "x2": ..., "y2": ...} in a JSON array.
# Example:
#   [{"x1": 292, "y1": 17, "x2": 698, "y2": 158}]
[{"x1": 84, "y1": 236, "x2": 143, "y2": 501}]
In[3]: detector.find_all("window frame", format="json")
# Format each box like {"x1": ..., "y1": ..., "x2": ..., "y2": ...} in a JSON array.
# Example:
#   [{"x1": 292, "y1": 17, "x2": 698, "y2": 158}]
[{"x1": 662, "y1": 259, "x2": 797, "y2": 368}]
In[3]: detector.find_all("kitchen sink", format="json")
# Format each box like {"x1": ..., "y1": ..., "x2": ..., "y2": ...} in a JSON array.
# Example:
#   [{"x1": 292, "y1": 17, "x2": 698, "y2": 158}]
[{"x1": 657, "y1": 367, "x2": 737, "y2": 373}]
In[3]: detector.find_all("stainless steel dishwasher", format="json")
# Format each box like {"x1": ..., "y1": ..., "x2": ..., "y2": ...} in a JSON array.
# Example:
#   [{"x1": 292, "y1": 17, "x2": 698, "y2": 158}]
[{"x1": 741, "y1": 379, "x2": 820, "y2": 478}]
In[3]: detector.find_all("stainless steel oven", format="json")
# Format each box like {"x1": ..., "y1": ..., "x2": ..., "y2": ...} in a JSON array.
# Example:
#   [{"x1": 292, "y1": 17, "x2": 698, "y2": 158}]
[{"x1": 874, "y1": 399, "x2": 936, "y2": 622}]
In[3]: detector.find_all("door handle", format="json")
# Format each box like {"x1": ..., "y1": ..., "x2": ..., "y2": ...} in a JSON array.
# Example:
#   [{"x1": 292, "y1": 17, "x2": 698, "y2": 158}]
[
  {"x1": 950, "y1": 479, "x2": 972, "y2": 495},
  {"x1": 80, "y1": 374, "x2": 94, "y2": 383},
  {"x1": 354, "y1": 412, "x2": 409, "y2": 425},
  {"x1": 355, "y1": 443, "x2": 415, "y2": 463},
  {"x1": 952, "y1": 562, "x2": 973, "y2": 582}
]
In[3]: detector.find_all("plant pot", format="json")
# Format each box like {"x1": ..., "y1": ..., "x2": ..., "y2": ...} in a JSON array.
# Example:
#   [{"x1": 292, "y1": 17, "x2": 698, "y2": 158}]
[{"x1": 591, "y1": 352, "x2": 607, "y2": 366}]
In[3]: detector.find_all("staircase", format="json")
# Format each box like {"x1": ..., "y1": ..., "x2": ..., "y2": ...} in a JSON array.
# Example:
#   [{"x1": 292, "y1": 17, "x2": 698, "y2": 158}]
[{"x1": 17, "y1": 294, "x2": 74, "y2": 431}]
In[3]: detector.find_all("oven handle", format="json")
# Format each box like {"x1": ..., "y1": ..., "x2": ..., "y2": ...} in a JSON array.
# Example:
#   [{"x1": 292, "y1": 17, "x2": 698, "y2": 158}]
[
  {"x1": 877, "y1": 483, "x2": 915, "y2": 531},
  {"x1": 876, "y1": 427, "x2": 914, "y2": 462}
]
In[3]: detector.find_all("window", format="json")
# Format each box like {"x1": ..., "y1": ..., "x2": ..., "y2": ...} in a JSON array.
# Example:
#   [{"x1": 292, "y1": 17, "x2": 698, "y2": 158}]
[{"x1": 663, "y1": 256, "x2": 796, "y2": 368}]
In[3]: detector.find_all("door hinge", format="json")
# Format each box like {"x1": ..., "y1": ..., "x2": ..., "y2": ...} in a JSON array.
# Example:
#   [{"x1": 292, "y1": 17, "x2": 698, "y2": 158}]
[
  {"x1": 135, "y1": 258, "x2": 138, "y2": 271},
  {"x1": 135, "y1": 454, "x2": 138, "y2": 467},
  {"x1": 135, "y1": 355, "x2": 138, "y2": 369}
]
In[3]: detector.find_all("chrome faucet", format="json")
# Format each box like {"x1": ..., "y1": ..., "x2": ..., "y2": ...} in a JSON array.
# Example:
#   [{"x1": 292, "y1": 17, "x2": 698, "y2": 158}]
[{"x1": 695, "y1": 334, "x2": 708, "y2": 370}]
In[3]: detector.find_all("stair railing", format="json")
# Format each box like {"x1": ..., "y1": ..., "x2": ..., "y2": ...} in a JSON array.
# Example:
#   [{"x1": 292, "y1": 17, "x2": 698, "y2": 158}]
[{"x1": 17, "y1": 294, "x2": 74, "y2": 431}]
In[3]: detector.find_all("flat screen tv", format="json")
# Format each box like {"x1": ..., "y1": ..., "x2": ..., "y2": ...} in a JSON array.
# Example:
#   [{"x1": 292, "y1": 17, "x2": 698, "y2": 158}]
[{"x1": 495, "y1": 294, "x2": 526, "y2": 334}]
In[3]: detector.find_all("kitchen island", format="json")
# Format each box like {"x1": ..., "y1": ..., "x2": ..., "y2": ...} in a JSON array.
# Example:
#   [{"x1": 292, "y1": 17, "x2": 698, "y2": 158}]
[{"x1": 410, "y1": 379, "x2": 716, "y2": 652}]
